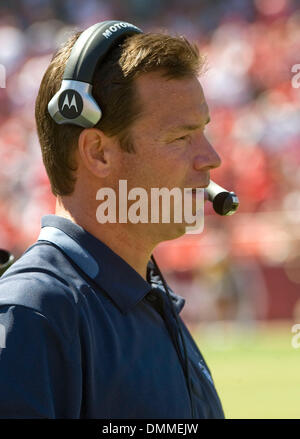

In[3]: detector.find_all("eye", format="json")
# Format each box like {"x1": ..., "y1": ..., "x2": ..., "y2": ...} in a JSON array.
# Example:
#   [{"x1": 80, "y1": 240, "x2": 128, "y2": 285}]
[{"x1": 175, "y1": 134, "x2": 190, "y2": 142}]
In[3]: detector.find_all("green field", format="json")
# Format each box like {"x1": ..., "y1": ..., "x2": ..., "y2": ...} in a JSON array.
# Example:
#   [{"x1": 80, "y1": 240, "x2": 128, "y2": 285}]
[{"x1": 193, "y1": 320, "x2": 300, "y2": 419}]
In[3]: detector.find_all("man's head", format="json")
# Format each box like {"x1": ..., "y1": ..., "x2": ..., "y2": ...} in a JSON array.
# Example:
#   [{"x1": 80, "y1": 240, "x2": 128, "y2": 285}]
[
  {"x1": 35, "y1": 25, "x2": 221, "y2": 243},
  {"x1": 35, "y1": 30, "x2": 204, "y2": 196}
]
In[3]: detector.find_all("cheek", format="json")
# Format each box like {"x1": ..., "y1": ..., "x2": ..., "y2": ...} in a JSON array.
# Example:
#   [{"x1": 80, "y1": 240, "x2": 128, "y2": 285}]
[
  {"x1": 117, "y1": 154, "x2": 150, "y2": 188},
  {"x1": 119, "y1": 145, "x2": 188, "y2": 190}
]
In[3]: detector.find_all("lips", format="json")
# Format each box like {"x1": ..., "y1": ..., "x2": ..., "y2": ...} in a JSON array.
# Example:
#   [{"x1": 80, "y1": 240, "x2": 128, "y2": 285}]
[
  {"x1": 192, "y1": 182, "x2": 210, "y2": 200},
  {"x1": 188, "y1": 187, "x2": 209, "y2": 201}
]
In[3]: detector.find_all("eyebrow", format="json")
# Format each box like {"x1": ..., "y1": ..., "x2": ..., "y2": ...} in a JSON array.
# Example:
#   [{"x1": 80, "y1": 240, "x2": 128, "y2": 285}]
[{"x1": 166, "y1": 116, "x2": 211, "y2": 135}]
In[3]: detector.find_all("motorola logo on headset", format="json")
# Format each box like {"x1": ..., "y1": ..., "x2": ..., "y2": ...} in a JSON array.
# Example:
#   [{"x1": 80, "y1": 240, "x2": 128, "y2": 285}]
[
  {"x1": 102, "y1": 22, "x2": 141, "y2": 39},
  {"x1": 58, "y1": 90, "x2": 83, "y2": 119}
]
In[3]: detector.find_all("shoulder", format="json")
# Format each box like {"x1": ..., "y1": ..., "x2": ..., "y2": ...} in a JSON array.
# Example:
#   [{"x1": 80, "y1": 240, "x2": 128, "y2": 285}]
[{"x1": 0, "y1": 242, "x2": 80, "y2": 340}]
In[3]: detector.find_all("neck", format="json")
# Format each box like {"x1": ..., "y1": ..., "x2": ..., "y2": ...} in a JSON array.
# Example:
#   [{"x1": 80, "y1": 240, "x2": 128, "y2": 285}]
[{"x1": 55, "y1": 197, "x2": 155, "y2": 281}]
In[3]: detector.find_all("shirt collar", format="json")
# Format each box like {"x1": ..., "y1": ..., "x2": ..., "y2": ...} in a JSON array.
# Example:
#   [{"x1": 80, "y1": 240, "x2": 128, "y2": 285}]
[
  {"x1": 147, "y1": 259, "x2": 186, "y2": 314},
  {"x1": 38, "y1": 215, "x2": 185, "y2": 315}
]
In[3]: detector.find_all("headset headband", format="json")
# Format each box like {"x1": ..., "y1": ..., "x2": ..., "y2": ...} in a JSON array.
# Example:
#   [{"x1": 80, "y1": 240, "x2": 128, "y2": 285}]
[{"x1": 48, "y1": 20, "x2": 143, "y2": 128}]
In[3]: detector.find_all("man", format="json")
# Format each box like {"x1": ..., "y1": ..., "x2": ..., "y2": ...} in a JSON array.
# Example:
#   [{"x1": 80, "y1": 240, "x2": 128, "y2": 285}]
[{"x1": 0, "y1": 22, "x2": 224, "y2": 418}]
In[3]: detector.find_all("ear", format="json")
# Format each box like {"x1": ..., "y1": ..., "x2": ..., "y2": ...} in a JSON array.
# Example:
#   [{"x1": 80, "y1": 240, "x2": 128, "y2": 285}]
[{"x1": 78, "y1": 128, "x2": 115, "y2": 178}]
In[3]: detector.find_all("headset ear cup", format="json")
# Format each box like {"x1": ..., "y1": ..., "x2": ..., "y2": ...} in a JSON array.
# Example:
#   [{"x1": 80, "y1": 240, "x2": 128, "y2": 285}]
[
  {"x1": 47, "y1": 20, "x2": 142, "y2": 127},
  {"x1": 48, "y1": 89, "x2": 84, "y2": 122},
  {"x1": 63, "y1": 21, "x2": 142, "y2": 83},
  {"x1": 48, "y1": 80, "x2": 102, "y2": 127}
]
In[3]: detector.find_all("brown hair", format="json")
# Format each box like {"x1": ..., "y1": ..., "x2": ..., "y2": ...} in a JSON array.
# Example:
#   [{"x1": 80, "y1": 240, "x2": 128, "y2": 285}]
[{"x1": 35, "y1": 30, "x2": 204, "y2": 196}]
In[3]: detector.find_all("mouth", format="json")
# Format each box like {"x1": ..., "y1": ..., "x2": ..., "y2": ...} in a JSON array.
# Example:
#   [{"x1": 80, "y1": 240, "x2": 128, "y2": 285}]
[
  {"x1": 189, "y1": 178, "x2": 210, "y2": 190},
  {"x1": 187, "y1": 183, "x2": 209, "y2": 193},
  {"x1": 187, "y1": 186, "x2": 209, "y2": 201}
]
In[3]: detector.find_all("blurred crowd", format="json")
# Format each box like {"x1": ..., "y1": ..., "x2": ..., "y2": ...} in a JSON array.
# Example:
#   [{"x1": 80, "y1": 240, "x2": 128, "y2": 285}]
[{"x1": 0, "y1": 0, "x2": 300, "y2": 322}]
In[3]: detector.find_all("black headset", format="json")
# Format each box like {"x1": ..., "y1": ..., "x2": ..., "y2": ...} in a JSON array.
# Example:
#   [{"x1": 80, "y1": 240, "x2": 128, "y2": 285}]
[{"x1": 48, "y1": 20, "x2": 142, "y2": 127}]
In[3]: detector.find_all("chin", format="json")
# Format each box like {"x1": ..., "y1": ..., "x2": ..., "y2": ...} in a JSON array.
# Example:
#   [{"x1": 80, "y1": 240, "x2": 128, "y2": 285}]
[{"x1": 156, "y1": 222, "x2": 187, "y2": 243}]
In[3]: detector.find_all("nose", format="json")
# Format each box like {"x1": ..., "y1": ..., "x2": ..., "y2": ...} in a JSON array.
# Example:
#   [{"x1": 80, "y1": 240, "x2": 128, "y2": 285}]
[{"x1": 193, "y1": 134, "x2": 222, "y2": 171}]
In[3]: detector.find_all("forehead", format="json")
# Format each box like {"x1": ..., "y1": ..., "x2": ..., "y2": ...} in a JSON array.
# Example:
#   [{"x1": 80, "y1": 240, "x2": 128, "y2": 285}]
[{"x1": 133, "y1": 71, "x2": 208, "y2": 134}]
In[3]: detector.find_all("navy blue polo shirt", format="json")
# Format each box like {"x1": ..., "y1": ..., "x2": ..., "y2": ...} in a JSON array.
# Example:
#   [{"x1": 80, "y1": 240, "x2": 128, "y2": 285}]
[{"x1": 0, "y1": 215, "x2": 224, "y2": 419}]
